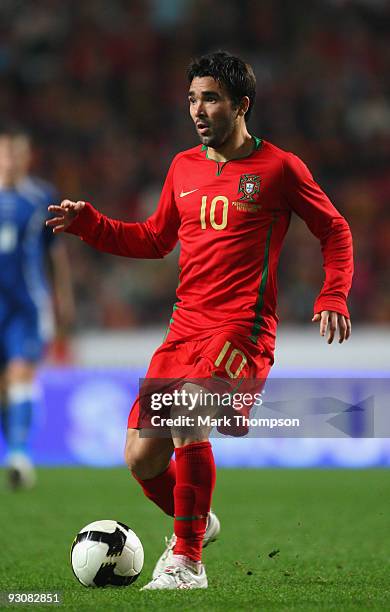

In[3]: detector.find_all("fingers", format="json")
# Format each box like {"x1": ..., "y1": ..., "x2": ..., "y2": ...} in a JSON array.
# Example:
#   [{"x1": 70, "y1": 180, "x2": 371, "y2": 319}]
[
  {"x1": 52, "y1": 224, "x2": 66, "y2": 234},
  {"x1": 346, "y1": 317, "x2": 352, "y2": 340},
  {"x1": 327, "y1": 312, "x2": 338, "y2": 344},
  {"x1": 46, "y1": 216, "x2": 64, "y2": 227},
  {"x1": 319, "y1": 311, "x2": 329, "y2": 338},
  {"x1": 48, "y1": 199, "x2": 74, "y2": 212},
  {"x1": 314, "y1": 311, "x2": 352, "y2": 345},
  {"x1": 338, "y1": 315, "x2": 348, "y2": 343},
  {"x1": 45, "y1": 217, "x2": 66, "y2": 233},
  {"x1": 339, "y1": 315, "x2": 352, "y2": 344},
  {"x1": 47, "y1": 205, "x2": 66, "y2": 214},
  {"x1": 46, "y1": 211, "x2": 66, "y2": 234},
  {"x1": 60, "y1": 199, "x2": 78, "y2": 209},
  {"x1": 48, "y1": 199, "x2": 85, "y2": 213},
  {"x1": 46, "y1": 199, "x2": 85, "y2": 233}
]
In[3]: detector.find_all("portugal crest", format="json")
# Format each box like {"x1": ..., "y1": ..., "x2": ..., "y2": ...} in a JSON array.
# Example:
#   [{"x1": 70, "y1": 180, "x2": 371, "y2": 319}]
[{"x1": 238, "y1": 174, "x2": 261, "y2": 202}]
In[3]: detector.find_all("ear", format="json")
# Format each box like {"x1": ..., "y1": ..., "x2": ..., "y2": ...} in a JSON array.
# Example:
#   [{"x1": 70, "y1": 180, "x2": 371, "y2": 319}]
[{"x1": 237, "y1": 96, "x2": 250, "y2": 118}]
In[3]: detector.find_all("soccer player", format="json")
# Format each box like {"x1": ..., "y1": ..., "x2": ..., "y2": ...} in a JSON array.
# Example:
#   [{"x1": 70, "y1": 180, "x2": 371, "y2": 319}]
[
  {"x1": 0, "y1": 125, "x2": 74, "y2": 489},
  {"x1": 47, "y1": 52, "x2": 353, "y2": 589}
]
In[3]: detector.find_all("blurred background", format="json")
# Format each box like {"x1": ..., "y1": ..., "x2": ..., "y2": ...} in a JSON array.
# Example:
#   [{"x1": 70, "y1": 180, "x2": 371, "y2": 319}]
[{"x1": 0, "y1": 0, "x2": 389, "y2": 467}]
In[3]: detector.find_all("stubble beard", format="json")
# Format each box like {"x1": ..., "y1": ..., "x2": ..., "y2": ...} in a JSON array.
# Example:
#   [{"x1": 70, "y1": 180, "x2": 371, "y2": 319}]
[{"x1": 196, "y1": 116, "x2": 236, "y2": 149}]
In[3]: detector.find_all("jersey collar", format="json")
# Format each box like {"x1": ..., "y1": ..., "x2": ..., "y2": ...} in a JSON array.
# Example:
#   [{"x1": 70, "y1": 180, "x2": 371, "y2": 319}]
[
  {"x1": 201, "y1": 136, "x2": 262, "y2": 176},
  {"x1": 201, "y1": 135, "x2": 262, "y2": 159}
]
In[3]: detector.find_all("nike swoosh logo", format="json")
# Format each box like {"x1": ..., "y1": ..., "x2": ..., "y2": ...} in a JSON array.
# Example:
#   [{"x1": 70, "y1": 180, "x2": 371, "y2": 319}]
[{"x1": 180, "y1": 189, "x2": 198, "y2": 198}]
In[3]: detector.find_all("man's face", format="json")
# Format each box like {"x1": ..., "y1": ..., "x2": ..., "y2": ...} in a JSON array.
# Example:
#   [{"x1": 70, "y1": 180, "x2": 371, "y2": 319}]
[
  {"x1": 189, "y1": 76, "x2": 238, "y2": 148},
  {"x1": 0, "y1": 135, "x2": 31, "y2": 186}
]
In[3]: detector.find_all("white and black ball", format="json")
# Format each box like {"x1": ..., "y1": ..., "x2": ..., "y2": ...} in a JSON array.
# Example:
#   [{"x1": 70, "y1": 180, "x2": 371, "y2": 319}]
[{"x1": 71, "y1": 520, "x2": 144, "y2": 587}]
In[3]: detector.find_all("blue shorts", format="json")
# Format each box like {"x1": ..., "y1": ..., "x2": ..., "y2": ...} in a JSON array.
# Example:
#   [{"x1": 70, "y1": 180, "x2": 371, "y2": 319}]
[{"x1": 0, "y1": 310, "x2": 47, "y2": 367}]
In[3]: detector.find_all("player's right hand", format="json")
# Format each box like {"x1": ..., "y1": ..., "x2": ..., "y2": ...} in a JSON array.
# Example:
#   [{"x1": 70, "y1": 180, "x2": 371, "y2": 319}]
[{"x1": 46, "y1": 200, "x2": 86, "y2": 233}]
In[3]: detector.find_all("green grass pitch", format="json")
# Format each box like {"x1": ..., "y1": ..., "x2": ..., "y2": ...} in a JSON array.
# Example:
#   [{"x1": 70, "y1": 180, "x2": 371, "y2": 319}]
[{"x1": 1, "y1": 468, "x2": 389, "y2": 611}]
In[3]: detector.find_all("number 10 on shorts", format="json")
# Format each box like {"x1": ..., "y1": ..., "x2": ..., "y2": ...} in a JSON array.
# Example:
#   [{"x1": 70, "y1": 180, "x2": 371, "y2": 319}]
[{"x1": 214, "y1": 341, "x2": 247, "y2": 379}]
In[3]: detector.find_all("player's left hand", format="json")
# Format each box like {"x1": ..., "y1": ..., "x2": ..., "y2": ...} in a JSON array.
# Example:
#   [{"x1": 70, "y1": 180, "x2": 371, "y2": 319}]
[{"x1": 312, "y1": 311, "x2": 351, "y2": 344}]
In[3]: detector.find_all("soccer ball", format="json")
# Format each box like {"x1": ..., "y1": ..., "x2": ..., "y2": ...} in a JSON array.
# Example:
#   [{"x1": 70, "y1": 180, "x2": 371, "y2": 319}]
[{"x1": 70, "y1": 520, "x2": 144, "y2": 587}]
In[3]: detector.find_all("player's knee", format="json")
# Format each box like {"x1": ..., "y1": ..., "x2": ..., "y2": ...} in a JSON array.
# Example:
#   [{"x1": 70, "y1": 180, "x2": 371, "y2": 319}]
[
  {"x1": 124, "y1": 441, "x2": 142, "y2": 473},
  {"x1": 124, "y1": 428, "x2": 140, "y2": 468},
  {"x1": 124, "y1": 440, "x2": 156, "y2": 479},
  {"x1": 6, "y1": 360, "x2": 36, "y2": 385},
  {"x1": 124, "y1": 427, "x2": 174, "y2": 479}
]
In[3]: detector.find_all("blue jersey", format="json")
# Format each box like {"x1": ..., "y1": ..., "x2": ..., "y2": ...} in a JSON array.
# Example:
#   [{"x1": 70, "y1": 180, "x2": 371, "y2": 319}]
[{"x1": 0, "y1": 176, "x2": 56, "y2": 351}]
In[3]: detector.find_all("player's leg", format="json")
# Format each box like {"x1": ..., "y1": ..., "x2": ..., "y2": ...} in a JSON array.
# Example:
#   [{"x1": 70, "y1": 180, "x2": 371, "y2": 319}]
[
  {"x1": 143, "y1": 381, "x2": 218, "y2": 589},
  {"x1": 0, "y1": 371, "x2": 8, "y2": 440},
  {"x1": 4, "y1": 358, "x2": 37, "y2": 488},
  {"x1": 3, "y1": 312, "x2": 46, "y2": 489},
  {"x1": 125, "y1": 340, "x2": 186, "y2": 517},
  {"x1": 145, "y1": 333, "x2": 270, "y2": 589},
  {"x1": 0, "y1": 333, "x2": 8, "y2": 438},
  {"x1": 124, "y1": 427, "x2": 175, "y2": 516},
  {"x1": 170, "y1": 382, "x2": 217, "y2": 566}
]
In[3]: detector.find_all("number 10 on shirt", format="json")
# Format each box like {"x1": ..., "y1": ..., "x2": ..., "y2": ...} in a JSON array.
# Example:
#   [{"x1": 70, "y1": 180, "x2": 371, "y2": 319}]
[{"x1": 200, "y1": 195, "x2": 229, "y2": 230}]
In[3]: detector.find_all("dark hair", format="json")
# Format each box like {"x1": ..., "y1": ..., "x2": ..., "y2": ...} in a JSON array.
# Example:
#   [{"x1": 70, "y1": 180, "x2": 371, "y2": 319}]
[
  {"x1": 187, "y1": 51, "x2": 256, "y2": 122},
  {"x1": 0, "y1": 123, "x2": 30, "y2": 140}
]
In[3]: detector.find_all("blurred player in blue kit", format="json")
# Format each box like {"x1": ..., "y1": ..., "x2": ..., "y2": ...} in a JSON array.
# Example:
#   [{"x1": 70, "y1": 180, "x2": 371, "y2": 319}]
[{"x1": 0, "y1": 125, "x2": 74, "y2": 489}]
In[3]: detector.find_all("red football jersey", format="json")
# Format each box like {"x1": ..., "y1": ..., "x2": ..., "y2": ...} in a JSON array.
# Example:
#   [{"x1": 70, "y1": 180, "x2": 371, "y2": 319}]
[{"x1": 67, "y1": 138, "x2": 353, "y2": 357}]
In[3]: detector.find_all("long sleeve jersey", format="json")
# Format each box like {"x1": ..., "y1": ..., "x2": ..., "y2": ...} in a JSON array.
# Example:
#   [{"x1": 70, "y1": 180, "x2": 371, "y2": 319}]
[{"x1": 67, "y1": 138, "x2": 353, "y2": 357}]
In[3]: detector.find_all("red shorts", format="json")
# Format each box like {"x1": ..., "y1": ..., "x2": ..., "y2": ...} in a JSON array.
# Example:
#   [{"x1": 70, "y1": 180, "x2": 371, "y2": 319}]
[{"x1": 128, "y1": 331, "x2": 272, "y2": 435}]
